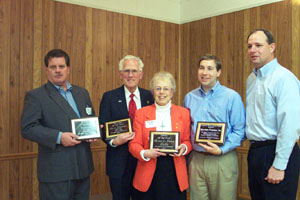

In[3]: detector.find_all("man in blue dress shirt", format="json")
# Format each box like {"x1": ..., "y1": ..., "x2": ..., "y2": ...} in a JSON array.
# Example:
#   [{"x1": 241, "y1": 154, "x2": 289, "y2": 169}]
[
  {"x1": 246, "y1": 29, "x2": 300, "y2": 200},
  {"x1": 184, "y1": 54, "x2": 246, "y2": 200}
]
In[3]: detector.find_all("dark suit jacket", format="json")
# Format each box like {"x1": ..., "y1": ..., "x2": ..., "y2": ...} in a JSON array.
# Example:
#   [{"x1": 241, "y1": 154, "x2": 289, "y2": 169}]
[
  {"x1": 99, "y1": 86, "x2": 154, "y2": 179},
  {"x1": 21, "y1": 81, "x2": 95, "y2": 183}
]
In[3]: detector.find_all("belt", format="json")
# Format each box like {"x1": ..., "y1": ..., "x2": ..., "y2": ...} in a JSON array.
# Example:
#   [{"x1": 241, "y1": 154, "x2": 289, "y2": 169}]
[{"x1": 250, "y1": 140, "x2": 277, "y2": 149}]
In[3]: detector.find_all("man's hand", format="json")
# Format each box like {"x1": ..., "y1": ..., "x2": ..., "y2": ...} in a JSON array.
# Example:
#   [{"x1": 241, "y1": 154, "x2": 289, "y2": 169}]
[
  {"x1": 85, "y1": 124, "x2": 104, "y2": 142},
  {"x1": 61, "y1": 132, "x2": 81, "y2": 147},
  {"x1": 198, "y1": 142, "x2": 222, "y2": 155},
  {"x1": 83, "y1": 124, "x2": 103, "y2": 142},
  {"x1": 112, "y1": 132, "x2": 135, "y2": 146},
  {"x1": 144, "y1": 149, "x2": 166, "y2": 159},
  {"x1": 170, "y1": 144, "x2": 186, "y2": 157},
  {"x1": 265, "y1": 166, "x2": 285, "y2": 184},
  {"x1": 86, "y1": 139, "x2": 98, "y2": 143}
]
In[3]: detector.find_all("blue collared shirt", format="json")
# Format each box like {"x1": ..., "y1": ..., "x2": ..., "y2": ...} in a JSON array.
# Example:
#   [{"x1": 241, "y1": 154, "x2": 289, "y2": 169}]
[
  {"x1": 184, "y1": 81, "x2": 246, "y2": 154},
  {"x1": 54, "y1": 82, "x2": 81, "y2": 144},
  {"x1": 246, "y1": 58, "x2": 300, "y2": 170}
]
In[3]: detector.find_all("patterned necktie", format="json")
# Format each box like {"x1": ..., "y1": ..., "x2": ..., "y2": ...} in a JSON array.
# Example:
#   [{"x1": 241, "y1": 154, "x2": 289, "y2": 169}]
[{"x1": 129, "y1": 93, "x2": 137, "y2": 119}]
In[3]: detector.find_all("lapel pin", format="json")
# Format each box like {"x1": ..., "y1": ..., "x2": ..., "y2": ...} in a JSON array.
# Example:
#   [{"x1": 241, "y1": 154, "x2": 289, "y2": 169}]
[
  {"x1": 86, "y1": 106, "x2": 92, "y2": 115},
  {"x1": 118, "y1": 100, "x2": 122, "y2": 102}
]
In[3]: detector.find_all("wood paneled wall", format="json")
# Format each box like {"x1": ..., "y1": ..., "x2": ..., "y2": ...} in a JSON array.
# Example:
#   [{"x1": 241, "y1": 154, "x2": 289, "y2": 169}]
[
  {"x1": 0, "y1": 0, "x2": 179, "y2": 199},
  {"x1": 180, "y1": 0, "x2": 300, "y2": 199},
  {"x1": 0, "y1": 0, "x2": 299, "y2": 199}
]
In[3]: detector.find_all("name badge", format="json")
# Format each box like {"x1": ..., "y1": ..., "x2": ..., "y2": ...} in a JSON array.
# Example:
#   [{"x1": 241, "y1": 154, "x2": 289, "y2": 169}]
[
  {"x1": 145, "y1": 120, "x2": 156, "y2": 128},
  {"x1": 86, "y1": 107, "x2": 92, "y2": 115}
]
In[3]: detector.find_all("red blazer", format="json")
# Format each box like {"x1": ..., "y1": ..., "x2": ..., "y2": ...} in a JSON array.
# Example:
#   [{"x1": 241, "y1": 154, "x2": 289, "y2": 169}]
[{"x1": 129, "y1": 104, "x2": 192, "y2": 192}]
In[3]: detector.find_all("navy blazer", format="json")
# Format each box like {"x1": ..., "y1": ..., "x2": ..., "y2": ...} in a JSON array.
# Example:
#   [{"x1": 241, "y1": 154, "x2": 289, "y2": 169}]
[
  {"x1": 21, "y1": 81, "x2": 95, "y2": 182},
  {"x1": 99, "y1": 86, "x2": 154, "y2": 179}
]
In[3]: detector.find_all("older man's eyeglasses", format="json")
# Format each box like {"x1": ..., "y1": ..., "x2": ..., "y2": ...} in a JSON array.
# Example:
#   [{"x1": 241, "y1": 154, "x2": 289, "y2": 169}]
[
  {"x1": 123, "y1": 69, "x2": 140, "y2": 75},
  {"x1": 154, "y1": 87, "x2": 171, "y2": 92}
]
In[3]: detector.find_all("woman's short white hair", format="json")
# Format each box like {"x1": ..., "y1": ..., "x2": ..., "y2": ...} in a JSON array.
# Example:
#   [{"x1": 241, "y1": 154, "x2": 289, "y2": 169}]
[
  {"x1": 119, "y1": 55, "x2": 144, "y2": 72},
  {"x1": 150, "y1": 71, "x2": 176, "y2": 93}
]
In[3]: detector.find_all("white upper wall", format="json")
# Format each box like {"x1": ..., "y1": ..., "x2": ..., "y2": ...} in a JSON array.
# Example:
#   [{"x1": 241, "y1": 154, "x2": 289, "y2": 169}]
[
  {"x1": 180, "y1": 0, "x2": 283, "y2": 24},
  {"x1": 55, "y1": 0, "x2": 283, "y2": 24}
]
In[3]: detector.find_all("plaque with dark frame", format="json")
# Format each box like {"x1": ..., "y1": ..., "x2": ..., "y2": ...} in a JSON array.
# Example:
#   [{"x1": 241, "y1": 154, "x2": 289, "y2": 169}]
[
  {"x1": 195, "y1": 122, "x2": 226, "y2": 146},
  {"x1": 105, "y1": 118, "x2": 132, "y2": 140},
  {"x1": 71, "y1": 117, "x2": 101, "y2": 140},
  {"x1": 149, "y1": 131, "x2": 180, "y2": 153}
]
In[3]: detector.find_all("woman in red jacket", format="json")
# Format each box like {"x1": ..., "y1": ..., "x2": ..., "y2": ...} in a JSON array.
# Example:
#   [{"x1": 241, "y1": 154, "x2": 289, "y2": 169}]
[{"x1": 129, "y1": 71, "x2": 192, "y2": 200}]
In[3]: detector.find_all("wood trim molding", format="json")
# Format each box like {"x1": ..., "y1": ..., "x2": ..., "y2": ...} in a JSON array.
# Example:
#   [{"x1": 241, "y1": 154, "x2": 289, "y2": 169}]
[
  {"x1": 0, "y1": 146, "x2": 107, "y2": 161},
  {"x1": 236, "y1": 147, "x2": 249, "y2": 154},
  {"x1": 0, "y1": 152, "x2": 37, "y2": 161}
]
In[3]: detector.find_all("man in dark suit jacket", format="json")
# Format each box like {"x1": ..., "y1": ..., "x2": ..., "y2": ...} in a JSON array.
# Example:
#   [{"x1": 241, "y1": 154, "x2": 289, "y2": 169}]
[
  {"x1": 99, "y1": 55, "x2": 154, "y2": 200},
  {"x1": 21, "y1": 49, "x2": 95, "y2": 200}
]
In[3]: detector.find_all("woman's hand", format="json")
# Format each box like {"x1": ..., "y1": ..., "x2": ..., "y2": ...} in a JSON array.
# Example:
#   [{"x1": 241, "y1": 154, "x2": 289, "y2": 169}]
[
  {"x1": 144, "y1": 149, "x2": 166, "y2": 159},
  {"x1": 170, "y1": 144, "x2": 186, "y2": 157}
]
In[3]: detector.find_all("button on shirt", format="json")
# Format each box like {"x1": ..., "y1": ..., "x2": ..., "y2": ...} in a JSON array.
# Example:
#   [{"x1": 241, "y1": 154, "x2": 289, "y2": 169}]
[
  {"x1": 184, "y1": 81, "x2": 246, "y2": 154},
  {"x1": 246, "y1": 58, "x2": 300, "y2": 170}
]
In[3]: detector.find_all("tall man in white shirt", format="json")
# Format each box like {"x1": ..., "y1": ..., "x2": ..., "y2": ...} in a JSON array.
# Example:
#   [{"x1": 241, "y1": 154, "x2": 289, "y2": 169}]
[
  {"x1": 99, "y1": 55, "x2": 154, "y2": 200},
  {"x1": 246, "y1": 29, "x2": 300, "y2": 200}
]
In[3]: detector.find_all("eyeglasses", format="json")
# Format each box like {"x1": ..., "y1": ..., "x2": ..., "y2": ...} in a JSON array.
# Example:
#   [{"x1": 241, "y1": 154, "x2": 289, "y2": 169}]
[
  {"x1": 122, "y1": 69, "x2": 140, "y2": 75},
  {"x1": 154, "y1": 87, "x2": 171, "y2": 92}
]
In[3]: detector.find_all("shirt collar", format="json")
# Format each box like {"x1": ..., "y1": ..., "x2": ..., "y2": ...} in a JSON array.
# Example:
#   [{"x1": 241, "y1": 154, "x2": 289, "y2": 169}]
[
  {"x1": 198, "y1": 81, "x2": 220, "y2": 96},
  {"x1": 53, "y1": 82, "x2": 72, "y2": 91},
  {"x1": 253, "y1": 58, "x2": 278, "y2": 78},
  {"x1": 124, "y1": 86, "x2": 140, "y2": 100}
]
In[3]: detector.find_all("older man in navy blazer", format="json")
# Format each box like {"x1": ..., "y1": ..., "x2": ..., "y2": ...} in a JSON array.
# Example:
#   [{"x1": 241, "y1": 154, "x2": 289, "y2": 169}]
[
  {"x1": 99, "y1": 55, "x2": 154, "y2": 200},
  {"x1": 21, "y1": 49, "x2": 95, "y2": 200}
]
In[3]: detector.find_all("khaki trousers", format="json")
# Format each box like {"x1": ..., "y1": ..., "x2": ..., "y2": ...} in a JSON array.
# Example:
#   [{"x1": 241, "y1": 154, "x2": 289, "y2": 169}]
[{"x1": 189, "y1": 150, "x2": 238, "y2": 200}]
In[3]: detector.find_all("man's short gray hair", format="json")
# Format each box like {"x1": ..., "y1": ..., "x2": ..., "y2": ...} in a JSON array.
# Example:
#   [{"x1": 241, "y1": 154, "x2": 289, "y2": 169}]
[{"x1": 119, "y1": 55, "x2": 144, "y2": 72}]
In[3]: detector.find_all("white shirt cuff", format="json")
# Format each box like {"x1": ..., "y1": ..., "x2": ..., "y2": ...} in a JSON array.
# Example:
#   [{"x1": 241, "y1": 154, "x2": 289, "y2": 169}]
[
  {"x1": 109, "y1": 139, "x2": 117, "y2": 147},
  {"x1": 182, "y1": 144, "x2": 188, "y2": 155},
  {"x1": 140, "y1": 150, "x2": 150, "y2": 161}
]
